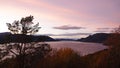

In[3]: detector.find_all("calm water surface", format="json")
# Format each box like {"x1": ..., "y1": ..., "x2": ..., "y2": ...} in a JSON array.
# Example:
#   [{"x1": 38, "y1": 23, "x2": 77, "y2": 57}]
[{"x1": 46, "y1": 41, "x2": 108, "y2": 56}]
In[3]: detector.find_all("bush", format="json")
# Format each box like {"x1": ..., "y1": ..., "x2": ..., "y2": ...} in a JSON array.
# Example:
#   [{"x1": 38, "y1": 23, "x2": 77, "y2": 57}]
[{"x1": 37, "y1": 48, "x2": 87, "y2": 68}]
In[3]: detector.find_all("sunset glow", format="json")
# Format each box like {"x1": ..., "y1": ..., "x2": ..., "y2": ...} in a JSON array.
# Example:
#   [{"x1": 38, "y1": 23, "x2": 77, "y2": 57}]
[{"x1": 0, "y1": 0, "x2": 120, "y2": 39}]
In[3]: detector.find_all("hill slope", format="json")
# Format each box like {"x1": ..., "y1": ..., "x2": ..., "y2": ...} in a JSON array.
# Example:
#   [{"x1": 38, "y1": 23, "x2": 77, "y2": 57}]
[
  {"x1": 77, "y1": 33, "x2": 110, "y2": 43},
  {"x1": 0, "y1": 32, "x2": 55, "y2": 44}
]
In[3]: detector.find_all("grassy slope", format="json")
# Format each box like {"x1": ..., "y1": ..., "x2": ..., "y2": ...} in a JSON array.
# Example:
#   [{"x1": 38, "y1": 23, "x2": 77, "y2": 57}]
[{"x1": 82, "y1": 49, "x2": 109, "y2": 68}]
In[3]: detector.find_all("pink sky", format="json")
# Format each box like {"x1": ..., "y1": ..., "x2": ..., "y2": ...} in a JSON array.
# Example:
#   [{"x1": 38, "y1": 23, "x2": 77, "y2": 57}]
[{"x1": 0, "y1": 0, "x2": 120, "y2": 39}]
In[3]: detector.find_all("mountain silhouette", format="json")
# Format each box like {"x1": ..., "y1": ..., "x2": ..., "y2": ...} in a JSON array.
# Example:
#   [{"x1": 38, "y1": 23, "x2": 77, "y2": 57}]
[
  {"x1": 77, "y1": 33, "x2": 111, "y2": 43},
  {"x1": 0, "y1": 32, "x2": 55, "y2": 44}
]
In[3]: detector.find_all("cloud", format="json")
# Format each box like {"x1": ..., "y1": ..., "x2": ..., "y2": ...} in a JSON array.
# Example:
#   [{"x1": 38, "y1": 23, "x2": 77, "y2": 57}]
[
  {"x1": 97, "y1": 28, "x2": 111, "y2": 30},
  {"x1": 44, "y1": 33, "x2": 91, "y2": 36},
  {"x1": 94, "y1": 28, "x2": 114, "y2": 33},
  {"x1": 53, "y1": 25, "x2": 85, "y2": 30}
]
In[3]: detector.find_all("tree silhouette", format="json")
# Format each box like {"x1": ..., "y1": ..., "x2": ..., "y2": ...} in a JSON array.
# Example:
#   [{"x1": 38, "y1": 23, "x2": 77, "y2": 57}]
[
  {"x1": 6, "y1": 15, "x2": 41, "y2": 34},
  {"x1": 0, "y1": 15, "x2": 52, "y2": 68}
]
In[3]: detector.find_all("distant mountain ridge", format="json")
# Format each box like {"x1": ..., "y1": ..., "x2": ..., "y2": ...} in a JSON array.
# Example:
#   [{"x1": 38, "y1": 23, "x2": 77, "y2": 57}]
[
  {"x1": 77, "y1": 33, "x2": 111, "y2": 43},
  {"x1": 55, "y1": 38, "x2": 76, "y2": 41},
  {"x1": 0, "y1": 32, "x2": 111, "y2": 44},
  {"x1": 0, "y1": 32, "x2": 55, "y2": 44}
]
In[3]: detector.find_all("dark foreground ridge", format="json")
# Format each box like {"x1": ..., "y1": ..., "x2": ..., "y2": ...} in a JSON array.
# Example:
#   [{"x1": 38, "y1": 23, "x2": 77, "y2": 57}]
[{"x1": 0, "y1": 32, "x2": 55, "y2": 44}]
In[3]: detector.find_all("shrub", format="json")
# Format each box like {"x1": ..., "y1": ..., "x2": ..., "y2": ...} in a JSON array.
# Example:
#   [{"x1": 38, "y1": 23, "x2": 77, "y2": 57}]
[{"x1": 37, "y1": 48, "x2": 87, "y2": 68}]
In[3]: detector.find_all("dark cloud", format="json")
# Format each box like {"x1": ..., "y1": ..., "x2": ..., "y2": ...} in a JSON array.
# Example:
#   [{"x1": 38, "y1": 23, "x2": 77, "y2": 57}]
[
  {"x1": 97, "y1": 28, "x2": 111, "y2": 30},
  {"x1": 53, "y1": 25, "x2": 85, "y2": 30},
  {"x1": 44, "y1": 33, "x2": 91, "y2": 36},
  {"x1": 94, "y1": 28, "x2": 114, "y2": 33},
  {"x1": 95, "y1": 30, "x2": 109, "y2": 33}
]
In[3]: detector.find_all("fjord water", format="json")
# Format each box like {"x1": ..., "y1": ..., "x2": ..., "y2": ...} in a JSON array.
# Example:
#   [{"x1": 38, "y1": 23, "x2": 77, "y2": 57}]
[{"x1": 46, "y1": 41, "x2": 108, "y2": 56}]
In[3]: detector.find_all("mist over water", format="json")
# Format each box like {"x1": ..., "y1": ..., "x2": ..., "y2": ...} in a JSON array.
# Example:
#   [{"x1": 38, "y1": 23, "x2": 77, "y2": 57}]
[{"x1": 46, "y1": 41, "x2": 108, "y2": 56}]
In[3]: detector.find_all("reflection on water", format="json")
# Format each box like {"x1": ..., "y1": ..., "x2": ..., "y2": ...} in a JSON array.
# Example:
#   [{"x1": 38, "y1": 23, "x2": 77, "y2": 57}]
[{"x1": 46, "y1": 41, "x2": 108, "y2": 56}]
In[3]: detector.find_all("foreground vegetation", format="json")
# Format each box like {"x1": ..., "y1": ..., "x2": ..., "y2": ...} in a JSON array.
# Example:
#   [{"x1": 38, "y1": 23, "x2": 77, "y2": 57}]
[
  {"x1": 0, "y1": 46, "x2": 120, "y2": 68},
  {"x1": 0, "y1": 48, "x2": 85, "y2": 68}
]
